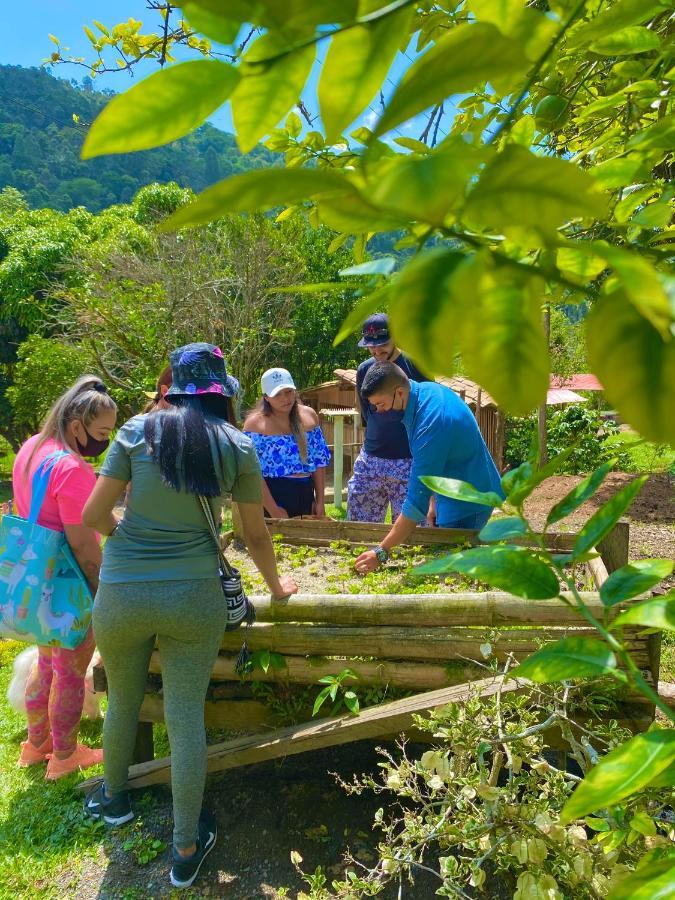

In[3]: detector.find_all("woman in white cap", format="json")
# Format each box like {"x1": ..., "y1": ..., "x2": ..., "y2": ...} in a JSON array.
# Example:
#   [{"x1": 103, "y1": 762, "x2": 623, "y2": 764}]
[{"x1": 243, "y1": 368, "x2": 331, "y2": 518}]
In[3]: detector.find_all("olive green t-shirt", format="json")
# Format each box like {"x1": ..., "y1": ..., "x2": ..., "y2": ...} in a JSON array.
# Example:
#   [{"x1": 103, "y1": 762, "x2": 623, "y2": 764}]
[{"x1": 99, "y1": 414, "x2": 262, "y2": 583}]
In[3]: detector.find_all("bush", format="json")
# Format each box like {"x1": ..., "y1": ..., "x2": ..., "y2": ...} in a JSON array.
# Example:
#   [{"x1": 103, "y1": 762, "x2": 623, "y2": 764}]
[{"x1": 505, "y1": 405, "x2": 630, "y2": 475}]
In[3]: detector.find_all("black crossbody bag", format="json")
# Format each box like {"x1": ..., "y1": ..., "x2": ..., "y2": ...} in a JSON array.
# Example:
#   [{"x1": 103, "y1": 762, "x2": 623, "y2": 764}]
[{"x1": 198, "y1": 495, "x2": 256, "y2": 673}]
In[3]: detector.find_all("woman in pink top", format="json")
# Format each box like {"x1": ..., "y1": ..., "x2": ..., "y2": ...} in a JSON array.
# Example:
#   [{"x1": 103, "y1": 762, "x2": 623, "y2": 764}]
[{"x1": 12, "y1": 375, "x2": 117, "y2": 779}]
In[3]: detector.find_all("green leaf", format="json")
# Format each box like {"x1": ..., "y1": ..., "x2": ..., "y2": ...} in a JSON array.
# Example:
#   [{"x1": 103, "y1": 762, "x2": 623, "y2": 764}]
[
  {"x1": 630, "y1": 811, "x2": 658, "y2": 837},
  {"x1": 514, "y1": 637, "x2": 617, "y2": 683},
  {"x1": 584, "y1": 242, "x2": 672, "y2": 337},
  {"x1": 417, "y1": 546, "x2": 560, "y2": 599},
  {"x1": 610, "y1": 859, "x2": 675, "y2": 900},
  {"x1": 478, "y1": 517, "x2": 527, "y2": 542},
  {"x1": 421, "y1": 476, "x2": 504, "y2": 509},
  {"x1": 161, "y1": 168, "x2": 355, "y2": 231},
  {"x1": 463, "y1": 145, "x2": 607, "y2": 239},
  {"x1": 231, "y1": 32, "x2": 314, "y2": 153},
  {"x1": 612, "y1": 592, "x2": 675, "y2": 631},
  {"x1": 572, "y1": 476, "x2": 647, "y2": 561},
  {"x1": 556, "y1": 246, "x2": 607, "y2": 283},
  {"x1": 506, "y1": 446, "x2": 580, "y2": 507},
  {"x1": 590, "y1": 26, "x2": 661, "y2": 56},
  {"x1": 312, "y1": 685, "x2": 332, "y2": 716},
  {"x1": 586, "y1": 291, "x2": 675, "y2": 444},
  {"x1": 593, "y1": 154, "x2": 650, "y2": 189},
  {"x1": 501, "y1": 462, "x2": 533, "y2": 500},
  {"x1": 560, "y1": 730, "x2": 675, "y2": 824},
  {"x1": 366, "y1": 138, "x2": 484, "y2": 226},
  {"x1": 82, "y1": 60, "x2": 240, "y2": 159},
  {"x1": 270, "y1": 652, "x2": 287, "y2": 670},
  {"x1": 602, "y1": 560, "x2": 674, "y2": 607},
  {"x1": 317, "y1": 192, "x2": 406, "y2": 232},
  {"x1": 319, "y1": 1, "x2": 413, "y2": 143},
  {"x1": 339, "y1": 257, "x2": 396, "y2": 277},
  {"x1": 546, "y1": 461, "x2": 614, "y2": 526},
  {"x1": 260, "y1": 648, "x2": 271, "y2": 673},
  {"x1": 567, "y1": 0, "x2": 668, "y2": 48},
  {"x1": 454, "y1": 262, "x2": 550, "y2": 416},
  {"x1": 629, "y1": 116, "x2": 675, "y2": 151},
  {"x1": 182, "y1": 3, "x2": 240, "y2": 43},
  {"x1": 387, "y1": 248, "x2": 465, "y2": 376},
  {"x1": 374, "y1": 23, "x2": 527, "y2": 136},
  {"x1": 344, "y1": 692, "x2": 360, "y2": 715}
]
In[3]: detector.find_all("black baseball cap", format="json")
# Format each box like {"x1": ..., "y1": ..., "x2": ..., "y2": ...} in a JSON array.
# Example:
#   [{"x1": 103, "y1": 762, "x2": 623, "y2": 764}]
[{"x1": 358, "y1": 313, "x2": 391, "y2": 347}]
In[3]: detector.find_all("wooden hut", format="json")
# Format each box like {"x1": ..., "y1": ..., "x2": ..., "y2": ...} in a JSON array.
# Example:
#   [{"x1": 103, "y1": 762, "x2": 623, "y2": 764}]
[{"x1": 303, "y1": 369, "x2": 505, "y2": 472}]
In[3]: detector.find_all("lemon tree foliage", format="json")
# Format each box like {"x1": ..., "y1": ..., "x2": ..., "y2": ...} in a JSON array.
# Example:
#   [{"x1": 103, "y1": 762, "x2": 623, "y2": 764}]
[{"x1": 74, "y1": 0, "x2": 674, "y2": 443}]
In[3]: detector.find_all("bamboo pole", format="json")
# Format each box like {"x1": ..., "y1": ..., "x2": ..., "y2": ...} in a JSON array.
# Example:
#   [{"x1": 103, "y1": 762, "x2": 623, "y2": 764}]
[{"x1": 247, "y1": 592, "x2": 628, "y2": 628}]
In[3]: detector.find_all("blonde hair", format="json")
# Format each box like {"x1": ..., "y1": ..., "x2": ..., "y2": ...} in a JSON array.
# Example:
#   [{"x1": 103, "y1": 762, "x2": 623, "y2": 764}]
[{"x1": 27, "y1": 375, "x2": 117, "y2": 469}]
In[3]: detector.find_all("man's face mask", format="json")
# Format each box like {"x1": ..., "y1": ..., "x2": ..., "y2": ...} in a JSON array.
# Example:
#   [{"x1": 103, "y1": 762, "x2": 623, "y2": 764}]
[{"x1": 76, "y1": 425, "x2": 110, "y2": 458}]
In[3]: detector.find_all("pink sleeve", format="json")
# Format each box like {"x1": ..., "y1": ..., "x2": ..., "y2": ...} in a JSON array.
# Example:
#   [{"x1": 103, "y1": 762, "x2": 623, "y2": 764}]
[{"x1": 49, "y1": 461, "x2": 97, "y2": 526}]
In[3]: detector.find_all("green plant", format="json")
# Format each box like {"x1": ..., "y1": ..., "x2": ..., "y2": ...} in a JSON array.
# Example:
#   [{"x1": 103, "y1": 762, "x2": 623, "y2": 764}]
[
  {"x1": 121, "y1": 820, "x2": 166, "y2": 865},
  {"x1": 313, "y1": 668, "x2": 360, "y2": 717}
]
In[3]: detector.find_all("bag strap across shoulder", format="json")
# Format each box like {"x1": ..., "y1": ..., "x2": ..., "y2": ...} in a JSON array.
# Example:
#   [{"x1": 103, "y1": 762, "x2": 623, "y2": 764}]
[
  {"x1": 197, "y1": 495, "x2": 234, "y2": 577},
  {"x1": 27, "y1": 450, "x2": 71, "y2": 524}
]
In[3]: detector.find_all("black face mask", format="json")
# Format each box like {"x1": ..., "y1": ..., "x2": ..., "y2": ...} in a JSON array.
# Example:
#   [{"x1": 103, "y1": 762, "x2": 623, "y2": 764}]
[{"x1": 76, "y1": 426, "x2": 110, "y2": 458}]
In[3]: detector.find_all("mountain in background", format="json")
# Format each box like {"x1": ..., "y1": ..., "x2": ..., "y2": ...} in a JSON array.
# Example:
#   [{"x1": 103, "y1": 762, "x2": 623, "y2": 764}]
[{"x1": 0, "y1": 64, "x2": 275, "y2": 211}]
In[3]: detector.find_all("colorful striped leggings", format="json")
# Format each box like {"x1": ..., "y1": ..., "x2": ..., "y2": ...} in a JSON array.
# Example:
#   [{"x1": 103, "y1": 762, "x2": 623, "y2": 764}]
[{"x1": 24, "y1": 627, "x2": 96, "y2": 754}]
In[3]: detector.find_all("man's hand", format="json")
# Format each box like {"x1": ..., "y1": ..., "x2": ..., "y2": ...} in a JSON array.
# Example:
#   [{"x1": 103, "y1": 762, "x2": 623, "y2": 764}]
[
  {"x1": 269, "y1": 505, "x2": 289, "y2": 519},
  {"x1": 272, "y1": 574, "x2": 298, "y2": 600},
  {"x1": 354, "y1": 549, "x2": 380, "y2": 575}
]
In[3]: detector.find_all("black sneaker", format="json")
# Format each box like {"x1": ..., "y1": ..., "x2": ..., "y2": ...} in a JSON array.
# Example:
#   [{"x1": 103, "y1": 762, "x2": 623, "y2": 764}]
[
  {"x1": 169, "y1": 809, "x2": 217, "y2": 890},
  {"x1": 84, "y1": 781, "x2": 134, "y2": 826}
]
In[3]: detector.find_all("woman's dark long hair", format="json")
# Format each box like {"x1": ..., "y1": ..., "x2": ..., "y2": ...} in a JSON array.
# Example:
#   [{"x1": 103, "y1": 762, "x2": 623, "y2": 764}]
[{"x1": 144, "y1": 394, "x2": 238, "y2": 497}]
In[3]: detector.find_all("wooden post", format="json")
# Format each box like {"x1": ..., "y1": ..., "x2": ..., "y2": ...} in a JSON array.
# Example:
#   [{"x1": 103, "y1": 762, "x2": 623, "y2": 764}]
[
  {"x1": 334, "y1": 416, "x2": 344, "y2": 511},
  {"x1": 597, "y1": 520, "x2": 630, "y2": 572}
]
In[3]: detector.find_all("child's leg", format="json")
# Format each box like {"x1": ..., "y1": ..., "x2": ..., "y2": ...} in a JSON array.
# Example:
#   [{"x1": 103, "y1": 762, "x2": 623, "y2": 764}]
[
  {"x1": 25, "y1": 647, "x2": 54, "y2": 747},
  {"x1": 49, "y1": 628, "x2": 96, "y2": 756}
]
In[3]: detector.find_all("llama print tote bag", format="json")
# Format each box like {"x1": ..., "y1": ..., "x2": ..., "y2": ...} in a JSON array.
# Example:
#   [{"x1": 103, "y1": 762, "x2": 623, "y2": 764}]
[{"x1": 0, "y1": 452, "x2": 93, "y2": 649}]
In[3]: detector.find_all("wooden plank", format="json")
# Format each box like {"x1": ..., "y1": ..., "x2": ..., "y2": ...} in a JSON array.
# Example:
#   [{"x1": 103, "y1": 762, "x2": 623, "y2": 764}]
[
  {"x1": 587, "y1": 557, "x2": 610, "y2": 591},
  {"x1": 138, "y1": 693, "x2": 273, "y2": 731},
  {"x1": 147, "y1": 650, "x2": 484, "y2": 691},
  {"x1": 218, "y1": 622, "x2": 648, "y2": 662},
  {"x1": 101, "y1": 677, "x2": 528, "y2": 789},
  {"x1": 132, "y1": 721, "x2": 155, "y2": 764},
  {"x1": 248, "y1": 592, "x2": 622, "y2": 628},
  {"x1": 597, "y1": 520, "x2": 630, "y2": 573}
]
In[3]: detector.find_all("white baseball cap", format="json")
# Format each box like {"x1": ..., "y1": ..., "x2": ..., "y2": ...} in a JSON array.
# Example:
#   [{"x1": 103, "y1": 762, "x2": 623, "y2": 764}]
[{"x1": 261, "y1": 367, "x2": 296, "y2": 398}]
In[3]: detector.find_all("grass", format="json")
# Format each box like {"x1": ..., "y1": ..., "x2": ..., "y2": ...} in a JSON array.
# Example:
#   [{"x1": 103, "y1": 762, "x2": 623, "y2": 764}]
[{"x1": 605, "y1": 431, "x2": 675, "y2": 474}]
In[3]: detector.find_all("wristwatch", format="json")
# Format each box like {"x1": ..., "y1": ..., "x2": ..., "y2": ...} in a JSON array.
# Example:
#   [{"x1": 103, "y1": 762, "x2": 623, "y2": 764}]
[{"x1": 374, "y1": 546, "x2": 389, "y2": 564}]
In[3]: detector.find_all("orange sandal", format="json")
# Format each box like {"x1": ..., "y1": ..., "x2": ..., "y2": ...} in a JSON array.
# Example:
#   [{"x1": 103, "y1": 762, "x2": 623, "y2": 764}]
[{"x1": 45, "y1": 744, "x2": 103, "y2": 781}]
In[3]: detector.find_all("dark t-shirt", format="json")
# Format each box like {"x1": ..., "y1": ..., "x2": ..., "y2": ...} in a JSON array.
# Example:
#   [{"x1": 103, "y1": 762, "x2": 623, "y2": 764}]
[{"x1": 356, "y1": 354, "x2": 431, "y2": 460}]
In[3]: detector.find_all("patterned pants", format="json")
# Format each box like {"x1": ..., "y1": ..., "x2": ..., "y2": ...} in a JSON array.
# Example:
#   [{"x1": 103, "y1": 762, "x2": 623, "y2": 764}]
[
  {"x1": 24, "y1": 627, "x2": 95, "y2": 754},
  {"x1": 347, "y1": 450, "x2": 412, "y2": 523}
]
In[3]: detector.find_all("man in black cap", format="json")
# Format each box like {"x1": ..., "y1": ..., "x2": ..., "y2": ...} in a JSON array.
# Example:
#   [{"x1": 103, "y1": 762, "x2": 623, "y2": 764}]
[{"x1": 347, "y1": 313, "x2": 432, "y2": 522}]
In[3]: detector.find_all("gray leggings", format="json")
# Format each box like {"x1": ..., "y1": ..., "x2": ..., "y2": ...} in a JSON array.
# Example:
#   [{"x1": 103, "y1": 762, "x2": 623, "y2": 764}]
[{"x1": 93, "y1": 578, "x2": 227, "y2": 849}]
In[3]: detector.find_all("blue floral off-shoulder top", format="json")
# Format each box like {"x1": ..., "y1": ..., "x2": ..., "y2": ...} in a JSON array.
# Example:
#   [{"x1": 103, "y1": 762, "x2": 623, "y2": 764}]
[{"x1": 244, "y1": 426, "x2": 332, "y2": 478}]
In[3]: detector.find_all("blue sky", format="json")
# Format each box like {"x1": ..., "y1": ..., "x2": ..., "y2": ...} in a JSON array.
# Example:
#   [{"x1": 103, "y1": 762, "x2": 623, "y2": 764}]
[{"x1": 7, "y1": 0, "x2": 449, "y2": 143}]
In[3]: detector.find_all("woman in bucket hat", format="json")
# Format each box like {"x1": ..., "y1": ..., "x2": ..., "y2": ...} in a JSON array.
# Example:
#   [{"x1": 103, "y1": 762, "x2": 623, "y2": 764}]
[
  {"x1": 243, "y1": 367, "x2": 331, "y2": 519},
  {"x1": 81, "y1": 342, "x2": 297, "y2": 890}
]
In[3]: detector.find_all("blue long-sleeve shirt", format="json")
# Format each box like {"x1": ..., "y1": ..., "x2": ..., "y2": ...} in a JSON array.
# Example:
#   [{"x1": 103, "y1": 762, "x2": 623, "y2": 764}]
[{"x1": 400, "y1": 381, "x2": 504, "y2": 526}]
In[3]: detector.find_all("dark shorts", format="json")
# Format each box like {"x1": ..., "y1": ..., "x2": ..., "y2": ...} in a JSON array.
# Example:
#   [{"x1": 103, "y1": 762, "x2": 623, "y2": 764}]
[{"x1": 265, "y1": 476, "x2": 314, "y2": 518}]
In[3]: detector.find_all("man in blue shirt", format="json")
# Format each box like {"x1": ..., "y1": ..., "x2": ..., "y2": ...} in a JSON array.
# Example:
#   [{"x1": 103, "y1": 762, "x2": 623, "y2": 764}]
[
  {"x1": 354, "y1": 361, "x2": 504, "y2": 574},
  {"x1": 348, "y1": 313, "x2": 431, "y2": 523}
]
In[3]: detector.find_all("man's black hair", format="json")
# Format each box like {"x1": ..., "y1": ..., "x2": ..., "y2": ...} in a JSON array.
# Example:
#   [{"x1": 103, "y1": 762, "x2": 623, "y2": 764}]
[{"x1": 361, "y1": 361, "x2": 409, "y2": 399}]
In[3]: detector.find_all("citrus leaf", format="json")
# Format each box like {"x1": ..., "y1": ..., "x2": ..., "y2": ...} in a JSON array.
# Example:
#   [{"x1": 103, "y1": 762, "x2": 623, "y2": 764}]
[
  {"x1": 374, "y1": 22, "x2": 527, "y2": 136},
  {"x1": 601, "y1": 560, "x2": 674, "y2": 607},
  {"x1": 454, "y1": 263, "x2": 550, "y2": 416},
  {"x1": 387, "y1": 248, "x2": 465, "y2": 376},
  {"x1": 612, "y1": 592, "x2": 675, "y2": 631},
  {"x1": 319, "y1": 1, "x2": 413, "y2": 143},
  {"x1": 514, "y1": 637, "x2": 617, "y2": 683},
  {"x1": 590, "y1": 26, "x2": 661, "y2": 56},
  {"x1": 182, "y1": 3, "x2": 240, "y2": 43},
  {"x1": 232, "y1": 32, "x2": 314, "y2": 153},
  {"x1": 161, "y1": 168, "x2": 356, "y2": 231},
  {"x1": 317, "y1": 192, "x2": 406, "y2": 232},
  {"x1": 463, "y1": 145, "x2": 607, "y2": 239},
  {"x1": 546, "y1": 461, "x2": 614, "y2": 526},
  {"x1": 417, "y1": 546, "x2": 560, "y2": 599},
  {"x1": 629, "y1": 116, "x2": 675, "y2": 151},
  {"x1": 586, "y1": 291, "x2": 675, "y2": 444},
  {"x1": 82, "y1": 60, "x2": 239, "y2": 158},
  {"x1": 560, "y1": 730, "x2": 675, "y2": 823},
  {"x1": 421, "y1": 477, "x2": 504, "y2": 509},
  {"x1": 572, "y1": 476, "x2": 647, "y2": 561},
  {"x1": 478, "y1": 517, "x2": 527, "y2": 542},
  {"x1": 610, "y1": 860, "x2": 675, "y2": 900},
  {"x1": 567, "y1": 0, "x2": 668, "y2": 48}
]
